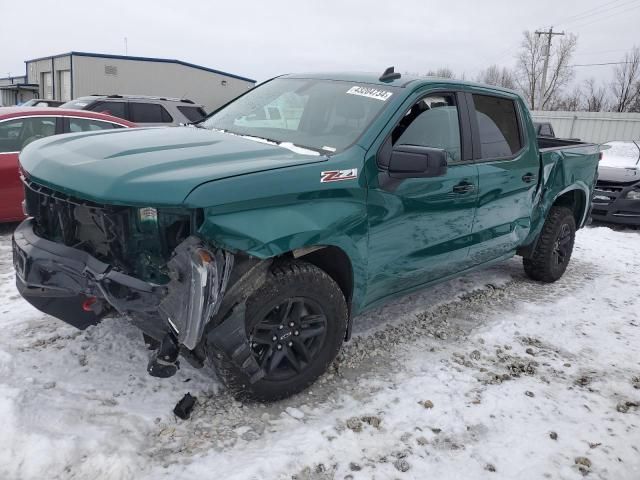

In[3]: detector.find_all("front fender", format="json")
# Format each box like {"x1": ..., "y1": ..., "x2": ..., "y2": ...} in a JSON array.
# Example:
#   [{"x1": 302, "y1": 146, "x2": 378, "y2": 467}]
[{"x1": 196, "y1": 199, "x2": 369, "y2": 313}]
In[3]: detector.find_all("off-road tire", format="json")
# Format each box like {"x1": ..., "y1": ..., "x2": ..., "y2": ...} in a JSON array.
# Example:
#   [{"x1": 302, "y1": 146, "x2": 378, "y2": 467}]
[
  {"x1": 211, "y1": 260, "x2": 348, "y2": 402},
  {"x1": 523, "y1": 206, "x2": 576, "y2": 282}
]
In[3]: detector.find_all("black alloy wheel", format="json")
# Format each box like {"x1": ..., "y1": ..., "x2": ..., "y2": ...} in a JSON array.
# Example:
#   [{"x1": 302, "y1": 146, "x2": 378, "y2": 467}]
[{"x1": 249, "y1": 298, "x2": 328, "y2": 381}]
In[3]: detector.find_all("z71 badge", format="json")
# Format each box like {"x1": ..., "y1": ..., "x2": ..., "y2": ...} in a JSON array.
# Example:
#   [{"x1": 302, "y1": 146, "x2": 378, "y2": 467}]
[{"x1": 321, "y1": 168, "x2": 358, "y2": 183}]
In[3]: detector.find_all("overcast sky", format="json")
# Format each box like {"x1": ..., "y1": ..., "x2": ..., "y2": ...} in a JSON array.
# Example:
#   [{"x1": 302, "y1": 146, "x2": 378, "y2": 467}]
[{"x1": 1, "y1": 0, "x2": 638, "y2": 86}]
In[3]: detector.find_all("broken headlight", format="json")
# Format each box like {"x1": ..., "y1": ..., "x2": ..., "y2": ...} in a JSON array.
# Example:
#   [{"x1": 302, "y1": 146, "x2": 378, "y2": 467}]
[{"x1": 158, "y1": 237, "x2": 233, "y2": 350}]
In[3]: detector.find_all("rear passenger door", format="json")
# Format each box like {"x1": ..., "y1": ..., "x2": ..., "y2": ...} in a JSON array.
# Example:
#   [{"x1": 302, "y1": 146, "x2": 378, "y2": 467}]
[{"x1": 467, "y1": 92, "x2": 539, "y2": 264}]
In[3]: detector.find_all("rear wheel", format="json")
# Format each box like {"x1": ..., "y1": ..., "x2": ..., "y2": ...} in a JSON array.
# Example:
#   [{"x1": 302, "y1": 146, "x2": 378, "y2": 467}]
[
  {"x1": 523, "y1": 206, "x2": 576, "y2": 282},
  {"x1": 211, "y1": 260, "x2": 347, "y2": 402}
]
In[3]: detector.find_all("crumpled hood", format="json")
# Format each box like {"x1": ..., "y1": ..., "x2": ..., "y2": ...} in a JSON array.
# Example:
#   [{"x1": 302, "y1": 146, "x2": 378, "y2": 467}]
[{"x1": 19, "y1": 127, "x2": 326, "y2": 206}]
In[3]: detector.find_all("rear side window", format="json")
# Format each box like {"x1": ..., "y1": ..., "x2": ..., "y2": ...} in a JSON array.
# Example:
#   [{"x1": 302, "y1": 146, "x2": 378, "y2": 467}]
[
  {"x1": 177, "y1": 106, "x2": 207, "y2": 123},
  {"x1": 472, "y1": 94, "x2": 522, "y2": 159},
  {"x1": 129, "y1": 103, "x2": 173, "y2": 123},
  {"x1": 88, "y1": 101, "x2": 127, "y2": 120}
]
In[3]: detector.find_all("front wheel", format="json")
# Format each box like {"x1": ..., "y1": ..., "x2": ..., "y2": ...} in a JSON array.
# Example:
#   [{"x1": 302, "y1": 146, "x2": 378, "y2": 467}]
[
  {"x1": 523, "y1": 206, "x2": 576, "y2": 282},
  {"x1": 211, "y1": 260, "x2": 348, "y2": 402}
]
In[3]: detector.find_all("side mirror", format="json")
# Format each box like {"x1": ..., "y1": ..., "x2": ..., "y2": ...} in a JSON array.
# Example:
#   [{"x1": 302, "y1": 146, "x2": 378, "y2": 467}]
[{"x1": 387, "y1": 145, "x2": 447, "y2": 179}]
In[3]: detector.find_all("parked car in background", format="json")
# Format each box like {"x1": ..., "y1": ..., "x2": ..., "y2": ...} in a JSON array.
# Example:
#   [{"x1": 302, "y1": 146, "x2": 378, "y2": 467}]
[
  {"x1": 13, "y1": 71, "x2": 600, "y2": 402},
  {"x1": 591, "y1": 140, "x2": 640, "y2": 226},
  {"x1": 0, "y1": 107, "x2": 136, "y2": 222},
  {"x1": 533, "y1": 121, "x2": 556, "y2": 137},
  {"x1": 61, "y1": 95, "x2": 207, "y2": 126},
  {"x1": 21, "y1": 99, "x2": 64, "y2": 108}
]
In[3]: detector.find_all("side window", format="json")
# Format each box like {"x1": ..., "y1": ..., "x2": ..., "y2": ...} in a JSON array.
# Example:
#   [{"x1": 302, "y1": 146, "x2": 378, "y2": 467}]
[
  {"x1": 0, "y1": 117, "x2": 57, "y2": 152},
  {"x1": 392, "y1": 94, "x2": 462, "y2": 163},
  {"x1": 69, "y1": 118, "x2": 120, "y2": 132},
  {"x1": 88, "y1": 101, "x2": 126, "y2": 119},
  {"x1": 129, "y1": 103, "x2": 173, "y2": 123},
  {"x1": 177, "y1": 106, "x2": 207, "y2": 123},
  {"x1": 0, "y1": 119, "x2": 24, "y2": 152},
  {"x1": 472, "y1": 94, "x2": 522, "y2": 159}
]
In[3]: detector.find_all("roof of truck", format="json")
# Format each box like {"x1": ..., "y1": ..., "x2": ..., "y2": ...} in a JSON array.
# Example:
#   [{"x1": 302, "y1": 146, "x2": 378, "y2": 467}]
[{"x1": 281, "y1": 72, "x2": 520, "y2": 96}]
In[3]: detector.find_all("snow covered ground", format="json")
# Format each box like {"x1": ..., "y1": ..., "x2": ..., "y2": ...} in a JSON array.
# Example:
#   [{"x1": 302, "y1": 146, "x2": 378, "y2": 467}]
[{"x1": 0, "y1": 224, "x2": 639, "y2": 480}]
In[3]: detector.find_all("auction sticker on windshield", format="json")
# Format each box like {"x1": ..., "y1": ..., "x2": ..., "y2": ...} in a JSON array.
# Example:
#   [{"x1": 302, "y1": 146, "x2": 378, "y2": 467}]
[{"x1": 346, "y1": 86, "x2": 393, "y2": 101}]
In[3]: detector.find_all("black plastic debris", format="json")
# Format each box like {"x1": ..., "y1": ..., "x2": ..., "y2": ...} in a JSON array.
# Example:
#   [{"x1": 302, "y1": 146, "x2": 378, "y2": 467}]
[{"x1": 174, "y1": 393, "x2": 197, "y2": 419}]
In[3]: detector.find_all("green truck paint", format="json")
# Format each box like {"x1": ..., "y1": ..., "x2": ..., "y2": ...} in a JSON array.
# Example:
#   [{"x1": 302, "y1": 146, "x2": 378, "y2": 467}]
[{"x1": 14, "y1": 72, "x2": 600, "y2": 400}]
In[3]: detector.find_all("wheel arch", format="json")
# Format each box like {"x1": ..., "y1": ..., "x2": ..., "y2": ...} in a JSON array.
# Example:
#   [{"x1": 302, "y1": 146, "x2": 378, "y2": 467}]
[
  {"x1": 292, "y1": 245, "x2": 354, "y2": 310},
  {"x1": 551, "y1": 185, "x2": 589, "y2": 228}
]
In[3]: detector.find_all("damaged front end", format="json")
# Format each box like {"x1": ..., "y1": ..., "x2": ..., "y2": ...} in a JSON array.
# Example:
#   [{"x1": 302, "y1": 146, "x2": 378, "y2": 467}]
[
  {"x1": 159, "y1": 237, "x2": 233, "y2": 350},
  {"x1": 13, "y1": 177, "x2": 254, "y2": 380}
]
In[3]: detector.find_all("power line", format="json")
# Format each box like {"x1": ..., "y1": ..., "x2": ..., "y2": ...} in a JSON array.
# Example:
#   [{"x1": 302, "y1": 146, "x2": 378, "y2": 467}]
[
  {"x1": 568, "y1": 2, "x2": 640, "y2": 30},
  {"x1": 555, "y1": 0, "x2": 624, "y2": 25},
  {"x1": 555, "y1": 0, "x2": 639, "y2": 27},
  {"x1": 466, "y1": 1, "x2": 639, "y2": 76},
  {"x1": 571, "y1": 61, "x2": 634, "y2": 66},
  {"x1": 573, "y1": 48, "x2": 631, "y2": 56}
]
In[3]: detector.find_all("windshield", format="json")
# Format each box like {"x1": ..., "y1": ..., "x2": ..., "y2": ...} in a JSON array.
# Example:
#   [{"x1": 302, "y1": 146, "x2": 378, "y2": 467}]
[
  {"x1": 600, "y1": 141, "x2": 640, "y2": 168},
  {"x1": 200, "y1": 78, "x2": 397, "y2": 153},
  {"x1": 60, "y1": 98, "x2": 93, "y2": 109}
]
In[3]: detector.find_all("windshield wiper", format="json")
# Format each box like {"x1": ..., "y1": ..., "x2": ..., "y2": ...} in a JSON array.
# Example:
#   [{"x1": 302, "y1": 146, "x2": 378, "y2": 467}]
[{"x1": 204, "y1": 128, "x2": 326, "y2": 155}]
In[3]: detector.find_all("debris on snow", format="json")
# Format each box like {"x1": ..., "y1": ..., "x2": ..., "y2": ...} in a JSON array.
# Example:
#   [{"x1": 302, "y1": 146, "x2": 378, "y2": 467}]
[
  {"x1": 418, "y1": 399, "x2": 434, "y2": 409},
  {"x1": 575, "y1": 456, "x2": 592, "y2": 476},
  {"x1": 616, "y1": 400, "x2": 639, "y2": 413},
  {"x1": 173, "y1": 393, "x2": 197, "y2": 420},
  {"x1": 393, "y1": 458, "x2": 411, "y2": 472}
]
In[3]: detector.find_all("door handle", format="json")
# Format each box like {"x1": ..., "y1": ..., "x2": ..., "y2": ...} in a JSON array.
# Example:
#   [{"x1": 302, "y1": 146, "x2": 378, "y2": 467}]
[
  {"x1": 522, "y1": 173, "x2": 536, "y2": 183},
  {"x1": 452, "y1": 182, "x2": 475, "y2": 194}
]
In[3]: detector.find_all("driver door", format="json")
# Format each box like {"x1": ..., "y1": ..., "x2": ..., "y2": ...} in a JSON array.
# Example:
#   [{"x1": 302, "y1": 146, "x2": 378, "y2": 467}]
[{"x1": 365, "y1": 91, "x2": 479, "y2": 304}]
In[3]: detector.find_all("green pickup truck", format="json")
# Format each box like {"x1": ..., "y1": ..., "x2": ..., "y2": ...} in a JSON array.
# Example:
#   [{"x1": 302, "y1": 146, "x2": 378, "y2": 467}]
[{"x1": 13, "y1": 68, "x2": 600, "y2": 401}]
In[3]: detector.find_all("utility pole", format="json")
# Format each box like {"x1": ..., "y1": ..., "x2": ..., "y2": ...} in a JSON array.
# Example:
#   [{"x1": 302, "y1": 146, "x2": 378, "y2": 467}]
[{"x1": 535, "y1": 27, "x2": 564, "y2": 109}]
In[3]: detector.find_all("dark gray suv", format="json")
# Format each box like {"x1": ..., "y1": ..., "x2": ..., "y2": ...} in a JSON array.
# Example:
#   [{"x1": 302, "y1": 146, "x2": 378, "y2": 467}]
[{"x1": 61, "y1": 95, "x2": 207, "y2": 126}]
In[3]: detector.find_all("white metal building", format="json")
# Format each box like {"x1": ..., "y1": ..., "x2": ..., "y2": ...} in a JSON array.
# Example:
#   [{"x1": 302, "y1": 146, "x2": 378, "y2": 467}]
[
  {"x1": 0, "y1": 75, "x2": 38, "y2": 106},
  {"x1": 23, "y1": 52, "x2": 256, "y2": 111},
  {"x1": 531, "y1": 110, "x2": 640, "y2": 143}
]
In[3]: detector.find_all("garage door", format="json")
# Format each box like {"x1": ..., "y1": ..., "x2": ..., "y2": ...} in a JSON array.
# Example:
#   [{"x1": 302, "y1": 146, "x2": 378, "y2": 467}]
[
  {"x1": 59, "y1": 71, "x2": 71, "y2": 101},
  {"x1": 42, "y1": 72, "x2": 52, "y2": 99}
]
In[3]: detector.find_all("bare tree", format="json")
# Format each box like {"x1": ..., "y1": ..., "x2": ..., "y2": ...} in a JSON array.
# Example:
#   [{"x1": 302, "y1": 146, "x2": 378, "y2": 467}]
[
  {"x1": 515, "y1": 31, "x2": 577, "y2": 110},
  {"x1": 552, "y1": 85, "x2": 583, "y2": 111},
  {"x1": 583, "y1": 78, "x2": 608, "y2": 112},
  {"x1": 425, "y1": 68, "x2": 455, "y2": 79},
  {"x1": 476, "y1": 65, "x2": 517, "y2": 89},
  {"x1": 611, "y1": 46, "x2": 640, "y2": 112}
]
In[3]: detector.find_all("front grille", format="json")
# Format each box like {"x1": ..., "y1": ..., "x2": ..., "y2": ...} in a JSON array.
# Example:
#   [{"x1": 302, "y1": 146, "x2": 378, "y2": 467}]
[
  {"x1": 593, "y1": 181, "x2": 626, "y2": 205},
  {"x1": 24, "y1": 177, "x2": 133, "y2": 270},
  {"x1": 22, "y1": 177, "x2": 196, "y2": 282}
]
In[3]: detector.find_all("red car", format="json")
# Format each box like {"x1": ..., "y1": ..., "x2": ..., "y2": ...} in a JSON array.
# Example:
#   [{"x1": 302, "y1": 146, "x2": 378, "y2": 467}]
[{"x1": 0, "y1": 107, "x2": 136, "y2": 222}]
